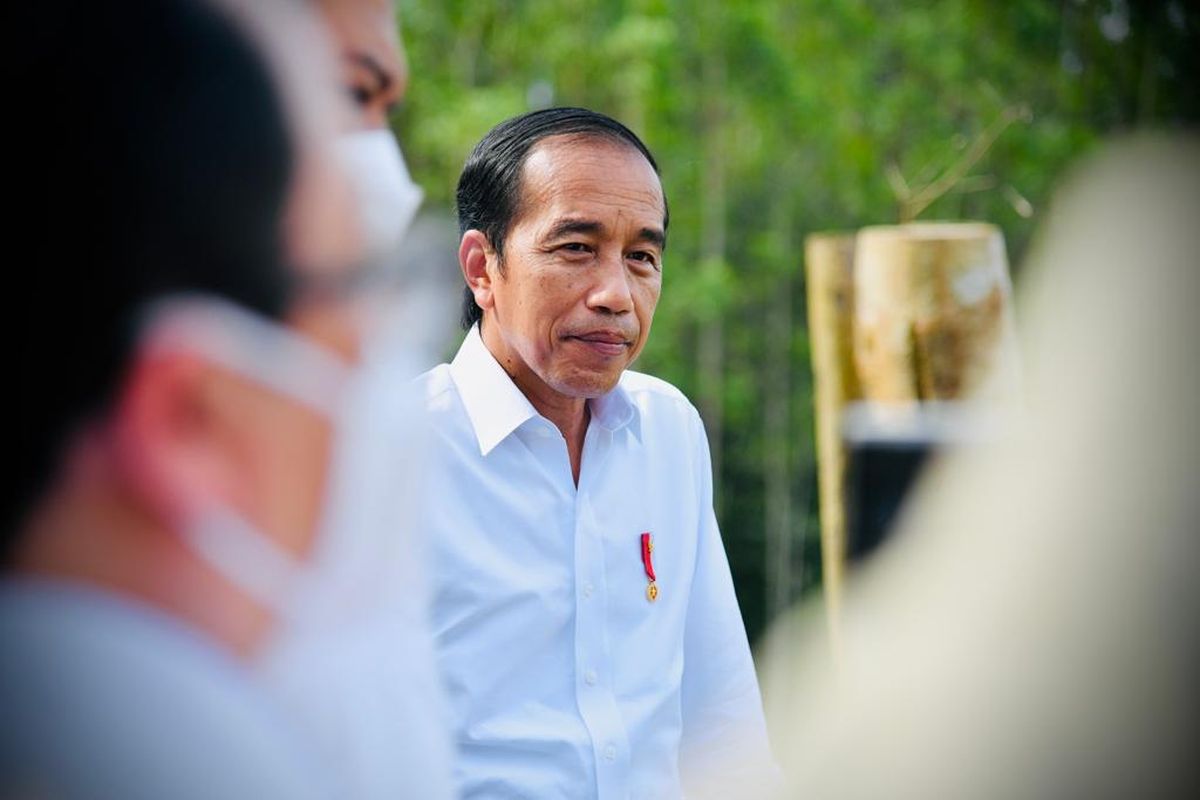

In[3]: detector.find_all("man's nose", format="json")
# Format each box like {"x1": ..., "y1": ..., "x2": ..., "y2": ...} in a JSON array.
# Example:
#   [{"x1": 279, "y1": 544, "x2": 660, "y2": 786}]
[{"x1": 586, "y1": 253, "x2": 634, "y2": 315}]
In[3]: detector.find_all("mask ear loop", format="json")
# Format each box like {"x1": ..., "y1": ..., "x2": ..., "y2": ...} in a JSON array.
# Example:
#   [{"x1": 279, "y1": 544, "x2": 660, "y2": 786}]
[
  {"x1": 184, "y1": 504, "x2": 299, "y2": 614},
  {"x1": 139, "y1": 293, "x2": 351, "y2": 417},
  {"x1": 135, "y1": 293, "x2": 354, "y2": 611}
]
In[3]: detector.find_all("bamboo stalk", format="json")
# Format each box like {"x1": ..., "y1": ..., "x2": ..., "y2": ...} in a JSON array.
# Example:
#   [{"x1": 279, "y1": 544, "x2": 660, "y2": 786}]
[{"x1": 804, "y1": 232, "x2": 859, "y2": 660}]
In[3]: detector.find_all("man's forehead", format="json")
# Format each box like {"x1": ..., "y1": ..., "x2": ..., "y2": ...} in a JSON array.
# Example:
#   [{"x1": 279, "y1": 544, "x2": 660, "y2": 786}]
[
  {"x1": 518, "y1": 136, "x2": 666, "y2": 225},
  {"x1": 524, "y1": 134, "x2": 659, "y2": 182}
]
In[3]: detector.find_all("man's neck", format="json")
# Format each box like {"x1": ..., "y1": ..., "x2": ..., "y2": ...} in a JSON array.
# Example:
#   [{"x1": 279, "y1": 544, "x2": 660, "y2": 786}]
[
  {"x1": 512, "y1": 379, "x2": 591, "y2": 486},
  {"x1": 540, "y1": 399, "x2": 590, "y2": 486}
]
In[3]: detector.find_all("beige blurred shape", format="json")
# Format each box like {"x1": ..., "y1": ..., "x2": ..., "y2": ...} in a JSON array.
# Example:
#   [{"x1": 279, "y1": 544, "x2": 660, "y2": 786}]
[{"x1": 760, "y1": 133, "x2": 1200, "y2": 798}]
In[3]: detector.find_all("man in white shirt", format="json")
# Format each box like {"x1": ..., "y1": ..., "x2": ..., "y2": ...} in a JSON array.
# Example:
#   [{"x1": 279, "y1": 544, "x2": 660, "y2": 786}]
[{"x1": 417, "y1": 107, "x2": 777, "y2": 799}]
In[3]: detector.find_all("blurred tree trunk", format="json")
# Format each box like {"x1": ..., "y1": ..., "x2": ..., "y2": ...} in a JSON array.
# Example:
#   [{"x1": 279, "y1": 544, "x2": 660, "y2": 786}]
[
  {"x1": 764, "y1": 208, "x2": 794, "y2": 618},
  {"x1": 696, "y1": 6, "x2": 726, "y2": 513}
]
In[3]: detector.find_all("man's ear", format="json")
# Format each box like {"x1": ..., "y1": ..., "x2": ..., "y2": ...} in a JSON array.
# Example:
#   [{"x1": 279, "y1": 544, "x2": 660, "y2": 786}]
[
  {"x1": 459, "y1": 229, "x2": 498, "y2": 313},
  {"x1": 109, "y1": 350, "x2": 245, "y2": 526}
]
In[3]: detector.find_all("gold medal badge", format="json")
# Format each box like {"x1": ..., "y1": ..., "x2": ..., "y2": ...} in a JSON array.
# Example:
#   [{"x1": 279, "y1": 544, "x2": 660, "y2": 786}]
[{"x1": 640, "y1": 533, "x2": 658, "y2": 603}]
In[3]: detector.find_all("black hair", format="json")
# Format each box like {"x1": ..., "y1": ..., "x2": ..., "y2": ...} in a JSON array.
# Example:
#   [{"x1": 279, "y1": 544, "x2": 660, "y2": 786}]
[
  {"x1": 7, "y1": 0, "x2": 295, "y2": 544},
  {"x1": 454, "y1": 106, "x2": 668, "y2": 329}
]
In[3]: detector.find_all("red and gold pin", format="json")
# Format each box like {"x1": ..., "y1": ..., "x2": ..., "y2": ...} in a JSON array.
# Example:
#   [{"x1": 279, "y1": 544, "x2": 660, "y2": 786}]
[{"x1": 641, "y1": 532, "x2": 658, "y2": 602}]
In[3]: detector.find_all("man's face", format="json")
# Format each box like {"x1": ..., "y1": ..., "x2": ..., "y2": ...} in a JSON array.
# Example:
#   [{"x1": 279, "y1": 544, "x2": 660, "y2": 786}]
[
  {"x1": 479, "y1": 136, "x2": 666, "y2": 404},
  {"x1": 318, "y1": 0, "x2": 407, "y2": 129}
]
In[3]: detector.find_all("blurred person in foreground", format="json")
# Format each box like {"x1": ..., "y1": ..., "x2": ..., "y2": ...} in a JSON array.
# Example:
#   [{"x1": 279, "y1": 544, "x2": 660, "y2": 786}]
[
  {"x1": 758, "y1": 134, "x2": 1200, "y2": 798},
  {"x1": 1, "y1": 0, "x2": 367, "y2": 795},
  {"x1": 416, "y1": 107, "x2": 779, "y2": 799},
  {"x1": 246, "y1": 1, "x2": 456, "y2": 797}
]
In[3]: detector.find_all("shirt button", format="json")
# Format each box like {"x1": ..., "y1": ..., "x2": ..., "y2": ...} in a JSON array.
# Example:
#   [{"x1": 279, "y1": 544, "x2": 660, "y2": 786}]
[
  {"x1": 582, "y1": 582, "x2": 594, "y2": 599},
  {"x1": 604, "y1": 744, "x2": 617, "y2": 762},
  {"x1": 584, "y1": 669, "x2": 598, "y2": 686}
]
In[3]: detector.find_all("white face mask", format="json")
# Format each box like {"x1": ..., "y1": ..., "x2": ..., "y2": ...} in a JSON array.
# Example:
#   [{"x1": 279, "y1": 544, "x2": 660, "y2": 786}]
[{"x1": 335, "y1": 128, "x2": 424, "y2": 266}]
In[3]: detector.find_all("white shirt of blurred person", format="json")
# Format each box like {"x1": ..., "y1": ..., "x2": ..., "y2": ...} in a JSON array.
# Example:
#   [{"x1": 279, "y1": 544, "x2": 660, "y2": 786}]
[
  {"x1": 1, "y1": 1, "x2": 359, "y2": 797},
  {"x1": 416, "y1": 108, "x2": 779, "y2": 800},
  {"x1": 245, "y1": 2, "x2": 456, "y2": 799}
]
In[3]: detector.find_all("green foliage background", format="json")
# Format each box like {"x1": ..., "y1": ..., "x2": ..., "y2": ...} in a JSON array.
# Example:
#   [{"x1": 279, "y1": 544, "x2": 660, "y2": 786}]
[{"x1": 394, "y1": 0, "x2": 1197, "y2": 642}]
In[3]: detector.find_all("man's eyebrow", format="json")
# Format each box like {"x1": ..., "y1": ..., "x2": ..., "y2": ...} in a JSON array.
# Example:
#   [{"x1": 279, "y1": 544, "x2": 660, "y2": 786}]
[
  {"x1": 543, "y1": 220, "x2": 666, "y2": 251},
  {"x1": 637, "y1": 227, "x2": 666, "y2": 249},
  {"x1": 345, "y1": 51, "x2": 393, "y2": 93},
  {"x1": 544, "y1": 219, "x2": 604, "y2": 240}
]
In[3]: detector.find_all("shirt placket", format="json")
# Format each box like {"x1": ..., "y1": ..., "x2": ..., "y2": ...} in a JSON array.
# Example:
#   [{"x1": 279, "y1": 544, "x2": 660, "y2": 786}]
[{"x1": 573, "y1": 424, "x2": 631, "y2": 800}]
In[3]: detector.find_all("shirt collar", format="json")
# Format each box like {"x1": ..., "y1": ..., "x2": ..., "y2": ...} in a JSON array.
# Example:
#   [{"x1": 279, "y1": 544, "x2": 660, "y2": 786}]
[
  {"x1": 448, "y1": 325, "x2": 641, "y2": 456},
  {"x1": 590, "y1": 376, "x2": 639, "y2": 440},
  {"x1": 449, "y1": 325, "x2": 538, "y2": 456}
]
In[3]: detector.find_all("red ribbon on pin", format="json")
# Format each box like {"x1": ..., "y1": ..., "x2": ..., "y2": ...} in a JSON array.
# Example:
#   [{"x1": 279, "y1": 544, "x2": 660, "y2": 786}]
[{"x1": 640, "y1": 532, "x2": 656, "y2": 582}]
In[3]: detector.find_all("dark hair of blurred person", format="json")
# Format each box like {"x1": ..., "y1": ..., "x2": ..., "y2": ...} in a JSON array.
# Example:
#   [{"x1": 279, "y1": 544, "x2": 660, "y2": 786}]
[
  {"x1": 455, "y1": 106, "x2": 669, "y2": 329},
  {"x1": 9, "y1": 0, "x2": 293, "y2": 545}
]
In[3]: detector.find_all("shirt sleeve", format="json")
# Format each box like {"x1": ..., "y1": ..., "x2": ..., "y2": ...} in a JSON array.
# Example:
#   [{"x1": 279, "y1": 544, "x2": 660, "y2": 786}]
[{"x1": 678, "y1": 408, "x2": 783, "y2": 798}]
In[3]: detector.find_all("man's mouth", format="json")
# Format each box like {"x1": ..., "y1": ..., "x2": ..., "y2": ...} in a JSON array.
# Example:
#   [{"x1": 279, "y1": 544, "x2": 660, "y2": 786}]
[{"x1": 564, "y1": 330, "x2": 633, "y2": 357}]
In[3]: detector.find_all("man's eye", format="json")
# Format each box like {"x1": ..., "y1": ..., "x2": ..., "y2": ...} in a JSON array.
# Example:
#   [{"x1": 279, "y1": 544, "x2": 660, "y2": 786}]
[
  {"x1": 561, "y1": 242, "x2": 591, "y2": 254},
  {"x1": 628, "y1": 251, "x2": 659, "y2": 267},
  {"x1": 348, "y1": 86, "x2": 372, "y2": 107}
]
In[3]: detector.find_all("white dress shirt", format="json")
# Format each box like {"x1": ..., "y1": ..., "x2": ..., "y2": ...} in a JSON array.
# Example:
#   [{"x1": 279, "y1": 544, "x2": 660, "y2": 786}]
[{"x1": 416, "y1": 326, "x2": 776, "y2": 800}]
